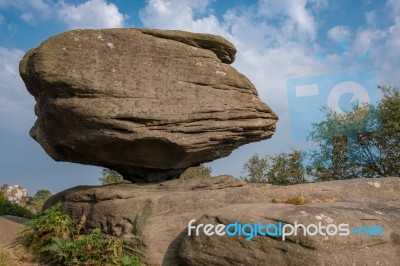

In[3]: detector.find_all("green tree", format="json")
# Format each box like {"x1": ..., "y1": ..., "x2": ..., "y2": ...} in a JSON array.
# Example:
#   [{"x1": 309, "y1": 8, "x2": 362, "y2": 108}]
[
  {"x1": 241, "y1": 154, "x2": 268, "y2": 183},
  {"x1": 33, "y1": 190, "x2": 52, "y2": 201},
  {"x1": 180, "y1": 165, "x2": 212, "y2": 180},
  {"x1": 98, "y1": 168, "x2": 130, "y2": 185},
  {"x1": 307, "y1": 85, "x2": 400, "y2": 180},
  {"x1": 267, "y1": 150, "x2": 306, "y2": 185},
  {"x1": 0, "y1": 191, "x2": 6, "y2": 201},
  {"x1": 241, "y1": 151, "x2": 306, "y2": 185},
  {"x1": 27, "y1": 190, "x2": 53, "y2": 213}
]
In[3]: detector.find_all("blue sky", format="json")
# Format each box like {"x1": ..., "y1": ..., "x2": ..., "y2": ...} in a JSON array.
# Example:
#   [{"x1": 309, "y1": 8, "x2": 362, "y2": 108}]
[{"x1": 0, "y1": 0, "x2": 399, "y2": 194}]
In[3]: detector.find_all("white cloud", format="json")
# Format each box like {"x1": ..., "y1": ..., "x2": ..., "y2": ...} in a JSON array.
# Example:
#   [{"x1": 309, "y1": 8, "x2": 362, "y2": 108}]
[
  {"x1": 0, "y1": 0, "x2": 50, "y2": 12},
  {"x1": 140, "y1": 0, "x2": 227, "y2": 36},
  {"x1": 0, "y1": 0, "x2": 51, "y2": 23},
  {"x1": 20, "y1": 12, "x2": 35, "y2": 24},
  {"x1": 386, "y1": 0, "x2": 400, "y2": 17},
  {"x1": 371, "y1": 8, "x2": 400, "y2": 85},
  {"x1": 353, "y1": 28, "x2": 387, "y2": 54},
  {"x1": 327, "y1": 25, "x2": 351, "y2": 42},
  {"x1": 0, "y1": 47, "x2": 35, "y2": 130},
  {"x1": 0, "y1": 0, "x2": 125, "y2": 28},
  {"x1": 57, "y1": 0, "x2": 125, "y2": 29},
  {"x1": 365, "y1": 11, "x2": 376, "y2": 26},
  {"x1": 257, "y1": 0, "x2": 318, "y2": 40},
  {"x1": 315, "y1": 1, "x2": 400, "y2": 87},
  {"x1": 0, "y1": 47, "x2": 25, "y2": 96}
]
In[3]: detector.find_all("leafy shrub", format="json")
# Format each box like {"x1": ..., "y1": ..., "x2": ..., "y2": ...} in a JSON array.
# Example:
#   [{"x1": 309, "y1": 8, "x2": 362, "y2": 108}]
[
  {"x1": 0, "y1": 198, "x2": 35, "y2": 219},
  {"x1": 20, "y1": 203, "x2": 141, "y2": 265},
  {"x1": 120, "y1": 254, "x2": 142, "y2": 266},
  {"x1": 43, "y1": 228, "x2": 124, "y2": 265},
  {"x1": 180, "y1": 164, "x2": 212, "y2": 180},
  {"x1": 20, "y1": 203, "x2": 73, "y2": 258},
  {"x1": 98, "y1": 168, "x2": 131, "y2": 185}
]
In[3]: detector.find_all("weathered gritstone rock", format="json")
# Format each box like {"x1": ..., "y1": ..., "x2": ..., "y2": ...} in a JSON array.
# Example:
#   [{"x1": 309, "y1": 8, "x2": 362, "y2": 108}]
[
  {"x1": 44, "y1": 176, "x2": 400, "y2": 266},
  {"x1": 19, "y1": 28, "x2": 277, "y2": 182},
  {"x1": 181, "y1": 203, "x2": 400, "y2": 266}
]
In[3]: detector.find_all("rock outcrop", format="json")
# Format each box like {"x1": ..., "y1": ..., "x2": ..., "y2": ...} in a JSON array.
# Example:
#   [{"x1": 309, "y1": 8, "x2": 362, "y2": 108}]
[
  {"x1": 44, "y1": 176, "x2": 400, "y2": 266},
  {"x1": 19, "y1": 28, "x2": 277, "y2": 182}
]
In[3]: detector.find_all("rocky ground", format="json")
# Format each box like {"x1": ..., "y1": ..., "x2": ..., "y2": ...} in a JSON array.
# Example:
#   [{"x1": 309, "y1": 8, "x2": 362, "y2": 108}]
[
  {"x1": 0, "y1": 216, "x2": 42, "y2": 266},
  {"x1": 45, "y1": 176, "x2": 400, "y2": 266}
]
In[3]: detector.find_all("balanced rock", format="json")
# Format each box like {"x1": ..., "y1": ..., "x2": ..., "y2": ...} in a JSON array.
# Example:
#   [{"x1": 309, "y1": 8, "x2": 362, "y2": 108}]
[{"x1": 19, "y1": 28, "x2": 277, "y2": 182}]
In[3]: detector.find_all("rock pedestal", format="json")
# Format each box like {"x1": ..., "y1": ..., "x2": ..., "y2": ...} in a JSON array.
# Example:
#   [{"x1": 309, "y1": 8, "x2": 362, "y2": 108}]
[{"x1": 44, "y1": 176, "x2": 400, "y2": 266}]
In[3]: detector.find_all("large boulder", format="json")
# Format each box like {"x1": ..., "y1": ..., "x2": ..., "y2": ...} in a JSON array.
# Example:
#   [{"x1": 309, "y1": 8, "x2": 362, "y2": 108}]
[
  {"x1": 44, "y1": 177, "x2": 400, "y2": 265},
  {"x1": 19, "y1": 28, "x2": 277, "y2": 182}
]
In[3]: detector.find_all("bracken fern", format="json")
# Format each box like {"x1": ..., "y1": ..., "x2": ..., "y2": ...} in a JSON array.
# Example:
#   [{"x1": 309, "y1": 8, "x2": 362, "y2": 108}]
[{"x1": 19, "y1": 203, "x2": 141, "y2": 265}]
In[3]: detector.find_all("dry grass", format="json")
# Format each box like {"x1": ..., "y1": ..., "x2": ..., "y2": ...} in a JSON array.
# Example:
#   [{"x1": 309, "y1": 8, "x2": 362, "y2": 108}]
[
  {"x1": 272, "y1": 196, "x2": 342, "y2": 205},
  {"x1": 271, "y1": 196, "x2": 311, "y2": 205},
  {"x1": 311, "y1": 197, "x2": 341, "y2": 203},
  {"x1": 0, "y1": 247, "x2": 15, "y2": 266},
  {"x1": 283, "y1": 196, "x2": 311, "y2": 205}
]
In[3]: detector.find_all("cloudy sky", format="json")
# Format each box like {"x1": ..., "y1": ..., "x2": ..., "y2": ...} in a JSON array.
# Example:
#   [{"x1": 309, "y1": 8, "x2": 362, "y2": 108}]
[{"x1": 0, "y1": 0, "x2": 399, "y2": 194}]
